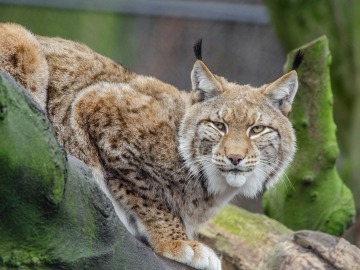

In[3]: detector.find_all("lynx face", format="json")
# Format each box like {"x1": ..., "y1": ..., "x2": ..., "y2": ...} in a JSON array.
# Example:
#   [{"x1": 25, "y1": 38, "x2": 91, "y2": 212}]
[{"x1": 179, "y1": 60, "x2": 298, "y2": 198}]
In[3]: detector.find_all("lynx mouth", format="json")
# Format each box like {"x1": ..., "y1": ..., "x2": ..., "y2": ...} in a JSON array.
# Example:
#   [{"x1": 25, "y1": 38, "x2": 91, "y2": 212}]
[{"x1": 219, "y1": 168, "x2": 252, "y2": 173}]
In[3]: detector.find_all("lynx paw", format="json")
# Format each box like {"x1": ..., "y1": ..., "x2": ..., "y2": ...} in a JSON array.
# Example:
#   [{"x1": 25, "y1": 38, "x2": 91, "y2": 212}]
[{"x1": 158, "y1": 240, "x2": 221, "y2": 270}]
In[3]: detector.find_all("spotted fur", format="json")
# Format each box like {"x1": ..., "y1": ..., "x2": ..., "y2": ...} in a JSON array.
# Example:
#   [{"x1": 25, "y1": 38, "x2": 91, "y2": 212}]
[{"x1": 0, "y1": 23, "x2": 299, "y2": 270}]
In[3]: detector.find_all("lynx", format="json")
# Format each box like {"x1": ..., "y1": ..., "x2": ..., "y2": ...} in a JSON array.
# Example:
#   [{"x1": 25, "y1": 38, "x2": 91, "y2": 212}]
[{"x1": 0, "y1": 23, "x2": 301, "y2": 270}]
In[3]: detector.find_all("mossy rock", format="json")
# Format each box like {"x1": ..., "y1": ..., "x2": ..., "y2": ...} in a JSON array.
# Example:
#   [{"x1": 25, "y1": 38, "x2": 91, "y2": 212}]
[{"x1": 0, "y1": 72, "x2": 188, "y2": 270}]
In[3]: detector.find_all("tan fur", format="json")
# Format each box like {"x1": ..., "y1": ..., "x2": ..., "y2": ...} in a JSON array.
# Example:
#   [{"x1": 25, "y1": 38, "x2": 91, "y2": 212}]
[
  {"x1": 0, "y1": 23, "x2": 48, "y2": 108},
  {"x1": 0, "y1": 23, "x2": 298, "y2": 270}
]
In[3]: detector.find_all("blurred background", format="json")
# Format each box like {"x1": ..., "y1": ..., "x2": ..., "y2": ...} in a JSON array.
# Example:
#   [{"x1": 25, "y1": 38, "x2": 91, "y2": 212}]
[{"x1": 0, "y1": 0, "x2": 359, "y2": 245}]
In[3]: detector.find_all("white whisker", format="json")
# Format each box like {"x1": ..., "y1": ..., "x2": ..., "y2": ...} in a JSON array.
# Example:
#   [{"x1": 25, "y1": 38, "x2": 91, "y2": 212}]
[{"x1": 259, "y1": 159, "x2": 295, "y2": 191}]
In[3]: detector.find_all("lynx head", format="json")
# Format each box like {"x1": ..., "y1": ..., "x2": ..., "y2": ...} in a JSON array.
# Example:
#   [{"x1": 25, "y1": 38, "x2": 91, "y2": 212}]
[{"x1": 179, "y1": 40, "x2": 301, "y2": 198}]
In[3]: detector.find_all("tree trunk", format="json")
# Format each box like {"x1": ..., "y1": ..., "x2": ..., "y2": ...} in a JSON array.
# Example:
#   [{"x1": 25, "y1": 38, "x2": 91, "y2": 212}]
[
  {"x1": 262, "y1": 36, "x2": 355, "y2": 236},
  {"x1": 263, "y1": 0, "x2": 360, "y2": 214}
]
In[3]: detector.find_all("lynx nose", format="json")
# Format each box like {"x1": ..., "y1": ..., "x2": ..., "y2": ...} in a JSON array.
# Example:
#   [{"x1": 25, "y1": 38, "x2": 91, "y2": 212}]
[{"x1": 227, "y1": 154, "x2": 244, "y2": 166}]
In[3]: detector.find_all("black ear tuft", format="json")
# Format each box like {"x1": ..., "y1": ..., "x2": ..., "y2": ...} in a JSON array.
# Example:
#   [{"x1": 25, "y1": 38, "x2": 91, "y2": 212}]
[
  {"x1": 193, "y1": 38, "x2": 202, "y2": 60},
  {"x1": 291, "y1": 50, "x2": 304, "y2": 71}
]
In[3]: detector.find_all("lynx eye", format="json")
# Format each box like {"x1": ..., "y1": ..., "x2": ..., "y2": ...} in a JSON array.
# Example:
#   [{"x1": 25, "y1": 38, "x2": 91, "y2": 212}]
[
  {"x1": 250, "y1": 125, "x2": 265, "y2": 135},
  {"x1": 212, "y1": 121, "x2": 226, "y2": 132}
]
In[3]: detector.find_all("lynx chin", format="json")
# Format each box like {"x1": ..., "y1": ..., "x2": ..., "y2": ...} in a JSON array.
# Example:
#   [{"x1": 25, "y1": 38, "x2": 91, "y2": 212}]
[{"x1": 0, "y1": 23, "x2": 302, "y2": 270}]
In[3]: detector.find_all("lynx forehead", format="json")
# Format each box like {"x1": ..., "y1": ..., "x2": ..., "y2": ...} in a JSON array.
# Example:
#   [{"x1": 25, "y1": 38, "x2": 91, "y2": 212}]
[{"x1": 0, "y1": 25, "x2": 301, "y2": 270}]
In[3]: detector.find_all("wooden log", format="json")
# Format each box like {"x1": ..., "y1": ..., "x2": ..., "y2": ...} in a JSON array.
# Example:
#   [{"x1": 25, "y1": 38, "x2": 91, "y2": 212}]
[{"x1": 199, "y1": 205, "x2": 360, "y2": 270}]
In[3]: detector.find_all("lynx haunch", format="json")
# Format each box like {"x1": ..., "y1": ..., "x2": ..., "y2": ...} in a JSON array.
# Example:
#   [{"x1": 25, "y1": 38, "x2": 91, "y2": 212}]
[{"x1": 0, "y1": 23, "x2": 301, "y2": 270}]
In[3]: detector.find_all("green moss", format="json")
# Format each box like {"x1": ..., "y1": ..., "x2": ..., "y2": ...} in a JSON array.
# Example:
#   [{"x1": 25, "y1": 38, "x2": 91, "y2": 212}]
[
  {"x1": 0, "y1": 76, "x2": 66, "y2": 202},
  {"x1": 0, "y1": 74, "x2": 65, "y2": 268},
  {"x1": 209, "y1": 205, "x2": 291, "y2": 247},
  {"x1": 0, "y1": 246, "x2": 49, "y2": 268},
  {"x1": 263, "y1": 37, "x2": 355, "y2": 236}
]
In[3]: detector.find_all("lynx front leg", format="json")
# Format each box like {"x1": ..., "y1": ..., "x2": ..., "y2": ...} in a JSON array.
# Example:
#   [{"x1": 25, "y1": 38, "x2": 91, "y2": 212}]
[
  {"x1": 108, "y1": 180, "x2": 221, "y2": 270},
  {"x1": 135, "y1": 206, "x2": 221, "y2": 270}
]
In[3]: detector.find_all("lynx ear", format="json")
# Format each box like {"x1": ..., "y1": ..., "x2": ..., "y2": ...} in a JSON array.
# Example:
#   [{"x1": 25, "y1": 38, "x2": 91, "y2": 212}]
[
  {"x1": 263, "y1": 70, "x2": 298, "y2": 117},
  {"x1": 190, "y1": 39, "x2": 222, "y2": 104},
  {"x1": 191, "y1": 61, "x2": 222, "y2": 103}
]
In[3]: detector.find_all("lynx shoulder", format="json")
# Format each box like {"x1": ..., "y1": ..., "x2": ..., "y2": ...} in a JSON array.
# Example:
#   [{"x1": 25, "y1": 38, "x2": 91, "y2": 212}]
[{"x1": 0, "y1": 23, "x2": 301, "y2": 270}]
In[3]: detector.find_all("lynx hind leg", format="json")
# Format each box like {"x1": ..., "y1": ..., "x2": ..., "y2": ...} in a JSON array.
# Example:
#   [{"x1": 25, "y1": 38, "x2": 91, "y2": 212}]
[{"x1": 0, "y1": 23, "x2": 49, "y2": 110}]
